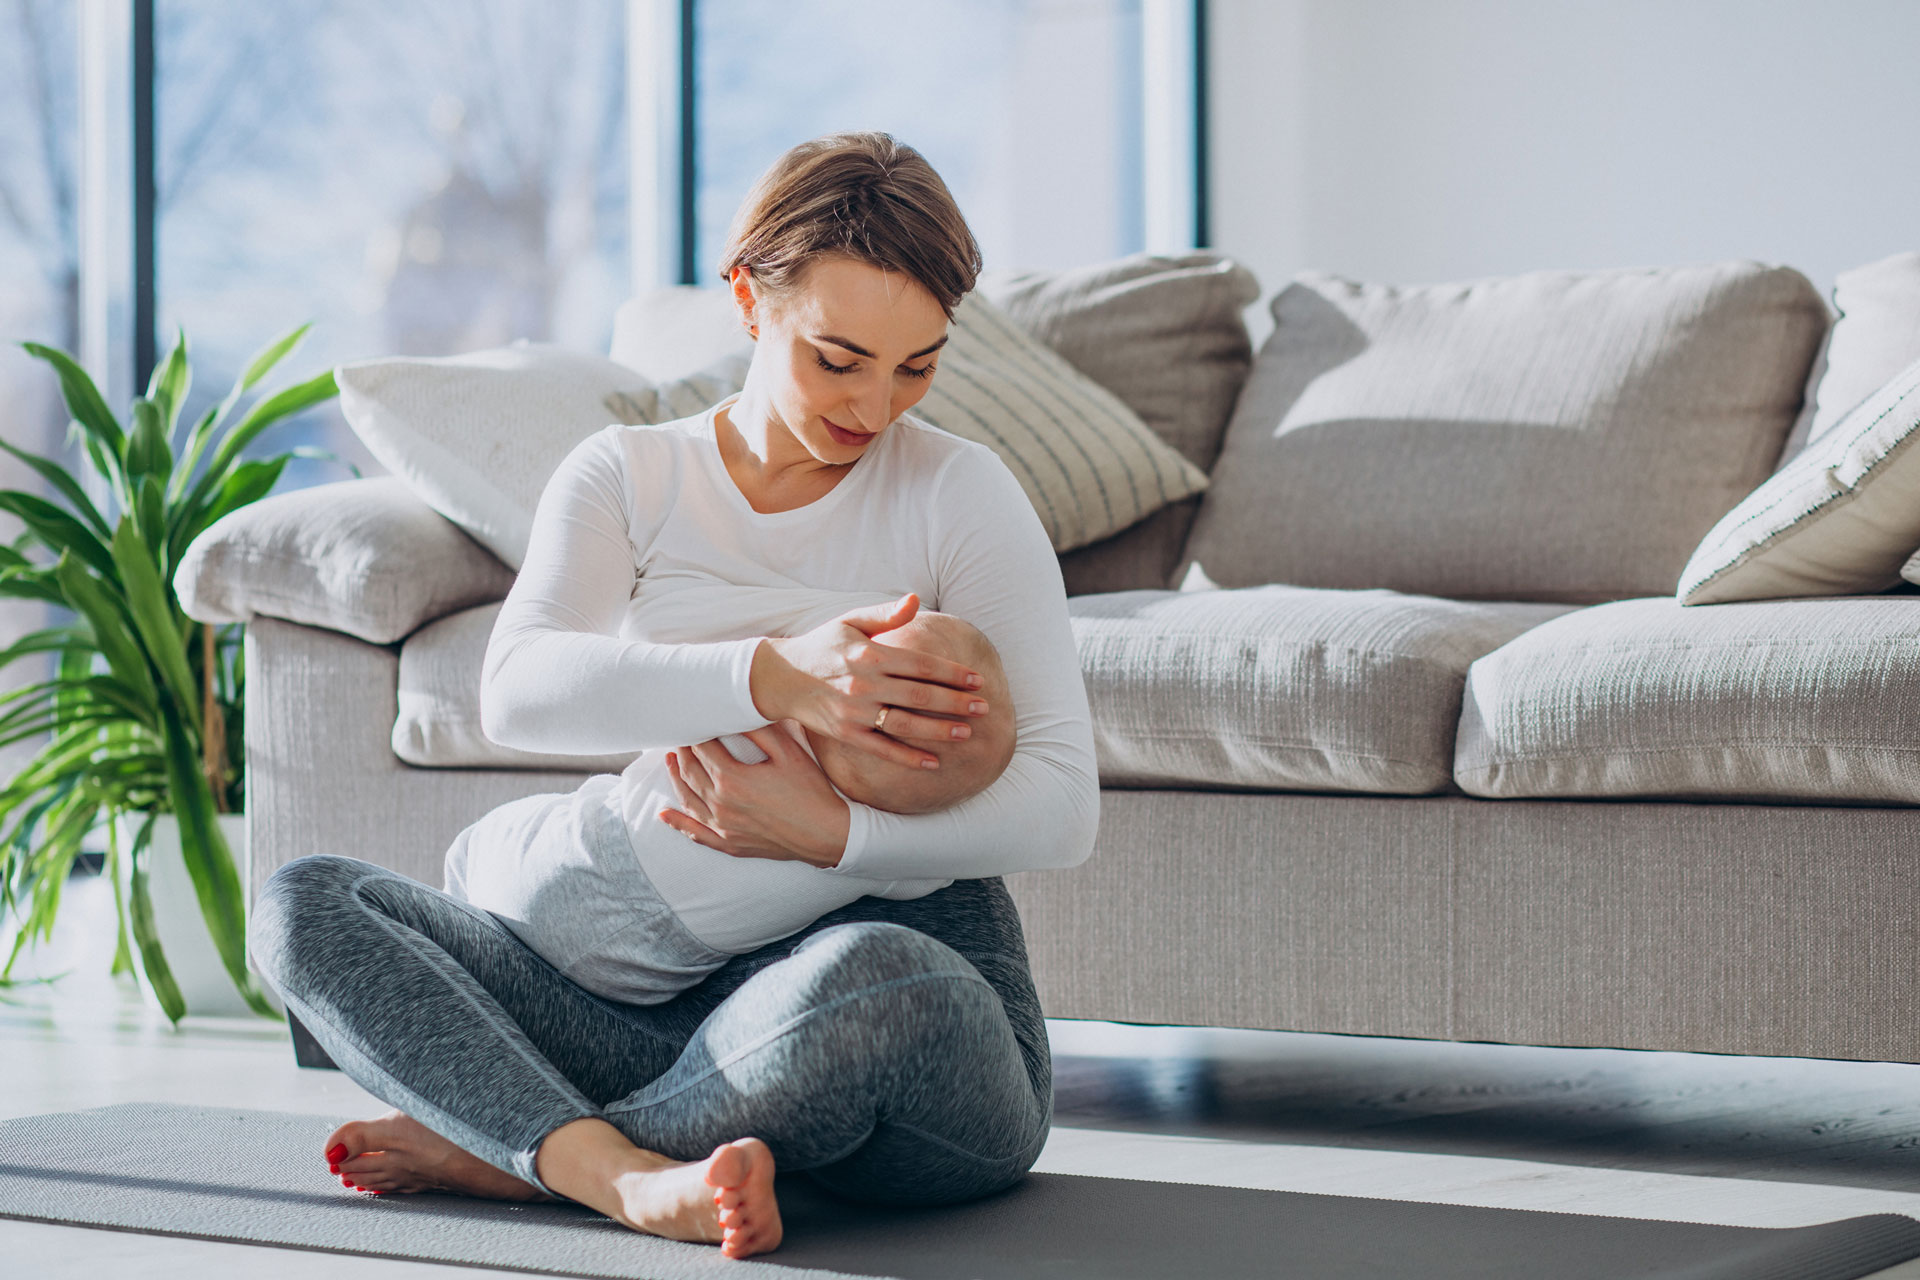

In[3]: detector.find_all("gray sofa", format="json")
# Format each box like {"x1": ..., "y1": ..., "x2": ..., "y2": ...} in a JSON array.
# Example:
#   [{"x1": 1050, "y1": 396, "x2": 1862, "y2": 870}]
[{"x1": 181, "y1": 250, "x2": 1920, "y2": 1065}]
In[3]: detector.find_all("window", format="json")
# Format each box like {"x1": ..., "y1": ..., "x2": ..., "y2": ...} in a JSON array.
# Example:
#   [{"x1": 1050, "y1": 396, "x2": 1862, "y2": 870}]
[
  {"x1": 5, "y1": 0, "x2": 1199, "y2": 508},
  {"x1": 155, "y1": 0, "x2": 631, "y2": 490},
  {"x1": 0, "y1": 0, "x2": 79, "y2": 776},
  {"x1": 695, "y1": 0, "x2": 1147, "y2": 277}
]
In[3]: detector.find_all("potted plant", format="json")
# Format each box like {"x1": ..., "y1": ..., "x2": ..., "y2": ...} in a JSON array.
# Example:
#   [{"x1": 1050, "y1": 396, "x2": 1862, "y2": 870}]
[{"x1": 0, "y1": 326, "x2": 338, "y2": 1022}]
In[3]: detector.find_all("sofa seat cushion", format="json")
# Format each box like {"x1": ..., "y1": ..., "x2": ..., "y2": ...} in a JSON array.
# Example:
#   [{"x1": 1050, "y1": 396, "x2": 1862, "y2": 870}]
[
  {"x1": 398, "y1": 586, "x2": 1571, "y2": 791},
  {"x1": 1070, "y1": 586, "x2": 1573, "y2": 794},
  {"x1": 1456, "y1": 595, "x2": 1920, "y2": 803},
  {"x1": 394, "y1": 603, "x2": 639, "y2": 773}
]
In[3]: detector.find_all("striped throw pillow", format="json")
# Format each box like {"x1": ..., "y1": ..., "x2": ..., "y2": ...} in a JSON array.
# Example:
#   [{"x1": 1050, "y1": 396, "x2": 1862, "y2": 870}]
[{"x1": 912, "y1": 292, "x2": 1210, "y2": 552}]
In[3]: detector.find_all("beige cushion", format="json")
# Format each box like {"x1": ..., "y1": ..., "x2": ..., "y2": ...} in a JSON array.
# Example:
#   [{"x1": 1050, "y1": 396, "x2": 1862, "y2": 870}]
[
  {"x1": 1069, "y1": 585, "x2": 1572, "y2": 794},
  {"x1": 338, "y1": 343, "x2": 750, "y2": 570},
  {"x1": 174, "y1": 478, "x2": 515, "y2": 645},
  {"x1": 979, "y1": 252, "x2": 1260, "y2": 595},
  {"x1": 1179, "y1": 262, "x2": 1827, "y2": 604},
  {"x1": 1456, "y1": 595, "x2": 1920, "y2": 803},
  {"x1": 612, "y1": 287, "x2": 1211, "y2": 555},
  {"x1": 1677, "y1": 354, "x2": 1920, "y2": 603},
  {"x1": 394, "y1": 603, "x2": 638, "y2": 772},
  {"x1": 1781, "y1": 251, "x2": 1920, "y2": 462}
]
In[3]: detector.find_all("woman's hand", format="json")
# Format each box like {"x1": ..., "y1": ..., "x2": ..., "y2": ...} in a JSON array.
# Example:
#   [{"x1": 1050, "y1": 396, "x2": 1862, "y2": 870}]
[
  {"x1": 747, "y1": 592, "x2": 989, "y2": 769},
  {"x1": 660, "y1": 724, "x2": 850, "y2": 866}
]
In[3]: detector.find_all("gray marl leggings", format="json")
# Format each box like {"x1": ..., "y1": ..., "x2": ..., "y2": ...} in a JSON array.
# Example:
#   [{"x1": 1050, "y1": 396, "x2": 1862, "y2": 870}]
[{"x1": 249, "y1": 855, "x2": 1052, "y2": 1205}]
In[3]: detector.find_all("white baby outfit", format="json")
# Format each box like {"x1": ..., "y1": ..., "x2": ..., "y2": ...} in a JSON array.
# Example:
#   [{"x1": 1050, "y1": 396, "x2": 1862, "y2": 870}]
[{"x1": 443, "y1": 393, "x2": 1099, "y2": 1004}]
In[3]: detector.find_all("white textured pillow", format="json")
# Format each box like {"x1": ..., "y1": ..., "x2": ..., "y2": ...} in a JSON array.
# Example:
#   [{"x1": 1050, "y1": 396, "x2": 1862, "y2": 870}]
[
  {"x1": 336, "y1": 343, "x2": 748, "y2": 569},
  {"x1": 1679, "y1": 354, "x2": 1920, "y2": 603},
  {"x1": 617, "y1": 287, "x2": 1210, "y2": 553}
]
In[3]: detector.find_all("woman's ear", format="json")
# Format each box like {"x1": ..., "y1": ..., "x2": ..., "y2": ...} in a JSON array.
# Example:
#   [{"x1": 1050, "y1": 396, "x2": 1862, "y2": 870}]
[{"x1": 729, "y1": 266, "x2": 758, "y2": 337}]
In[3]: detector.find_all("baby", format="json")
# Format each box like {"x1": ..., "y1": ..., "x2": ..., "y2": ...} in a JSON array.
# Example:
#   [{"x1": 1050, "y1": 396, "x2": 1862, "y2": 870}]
[{"x1": 446, "y1": 598, "x2": 1017, "y2": 1005}]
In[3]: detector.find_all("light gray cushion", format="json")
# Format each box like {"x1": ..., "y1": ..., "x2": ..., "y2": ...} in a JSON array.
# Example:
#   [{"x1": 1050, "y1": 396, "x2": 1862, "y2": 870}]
[
  {"x1": 1456, "y1": 594, "x2": 1920, "y2": 803},
  {"x1": 174, "y1": 478, "x2": 516, "y2": 646},
  {"x1": 394, "y1": 603, "x2": 638, "y2": 772},
  {"x1": 1070, "y1": 585, "x2": 1572, "y2": 794},
  {"x1": 1780, "y1": 251, "x2": 1920, "y2": 462},
  {"x1": 980, "y1": 252, "x2": 1261, "y2": 596},
  {"x1": 1179, "y1": 262, "x2": 1828, "y2": 604}
]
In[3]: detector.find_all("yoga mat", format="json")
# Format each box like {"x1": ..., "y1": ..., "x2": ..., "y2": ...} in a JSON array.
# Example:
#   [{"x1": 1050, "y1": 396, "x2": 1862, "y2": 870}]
[{"x1": 2, "y1": 1104, "x2": 1918, "y2": 1280}]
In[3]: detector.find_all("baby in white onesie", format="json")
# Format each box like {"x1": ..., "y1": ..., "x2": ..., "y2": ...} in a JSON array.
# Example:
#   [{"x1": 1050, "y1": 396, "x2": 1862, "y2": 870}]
[{"x1": 446, "y1": 590, "x2": 1018, "y2": 1005}]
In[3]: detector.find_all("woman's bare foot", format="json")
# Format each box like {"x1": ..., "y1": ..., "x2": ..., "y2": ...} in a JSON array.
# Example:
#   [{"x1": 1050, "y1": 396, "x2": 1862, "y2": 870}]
[
  {"x1": 323, "y1": 1110, "x2": 548, "y2": 1201},
  {"x1": 536, "y1": 1117, "x2": 783, "y2": 1259}
]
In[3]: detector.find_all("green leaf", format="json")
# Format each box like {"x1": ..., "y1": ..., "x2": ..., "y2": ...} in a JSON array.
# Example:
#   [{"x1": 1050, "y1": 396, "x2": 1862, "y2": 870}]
[
  {"x1": 168, "y1": 322, "x2": 313, "y2": 505},
  {"x1": 0, "y1": 437, "x2": 111, "y2": 540},
  {"x1": 126, "y1": 398, "x2": 174, "y2": 488},
  {"x1": 146, "y1": 329, "x2": 191, "y2": 434},
  {"x1": 109, "y1": 519, "x2": 199, "y2": 737},
  {"x1": 104, "y1": 812, "x2": 134, "y2": 977},
  {"x1": 21, "y1": 342, "x2": 125, "y2": 456},
  {"x1": 136, "y1": 476, "x2": 167, "y2": 578},
  {"x1": 0, "y1": 569, "x2": 65, "y2": 607},
  {"x1": 51, "y1": 552, "x2": 157, "y2": 710},
  {"x1": 126, "y1": 814, "x2": 186, "y2": 1024},
  {"x1": 235, "y1": 322, "x2": 313, "y2": 397},
  {"x1": 77, "y1": 432, "x2": 129, "y2": 509},
  {"x1": 202, "y1": 368, "x2": 337, "y2": 484},
  {"x1": 0, "y1": 489, "x2": 116, "y2": 579}
]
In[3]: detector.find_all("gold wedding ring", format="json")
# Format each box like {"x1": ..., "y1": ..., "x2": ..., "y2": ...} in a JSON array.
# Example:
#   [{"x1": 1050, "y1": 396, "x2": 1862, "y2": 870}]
[{"x1": 873, "y1": 705, "x2": 890, "y2": 731}]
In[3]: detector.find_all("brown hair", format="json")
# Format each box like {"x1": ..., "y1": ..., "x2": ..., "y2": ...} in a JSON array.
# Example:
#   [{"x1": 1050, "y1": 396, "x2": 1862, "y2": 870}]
[{"x1": 716, "y1": 132, "x2": 982, "y2": 320}]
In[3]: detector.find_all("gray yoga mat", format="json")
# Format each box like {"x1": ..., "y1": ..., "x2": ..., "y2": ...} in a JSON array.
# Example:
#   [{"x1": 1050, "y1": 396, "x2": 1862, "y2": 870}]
[{"x1": 2, "y1": 1103, "x2": 1918, "y2": 1280}]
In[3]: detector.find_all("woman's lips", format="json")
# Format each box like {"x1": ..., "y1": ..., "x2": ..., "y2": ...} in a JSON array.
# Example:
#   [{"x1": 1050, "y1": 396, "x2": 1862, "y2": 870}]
[{"x1": 826, "y1": 420, "x2": 872, "y2": 446}]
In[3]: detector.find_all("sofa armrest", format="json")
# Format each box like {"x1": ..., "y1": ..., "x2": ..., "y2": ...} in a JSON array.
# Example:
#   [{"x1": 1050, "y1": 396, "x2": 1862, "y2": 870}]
[{"x1": 175, "y1": 477, "x2": 517, "y2": 645}]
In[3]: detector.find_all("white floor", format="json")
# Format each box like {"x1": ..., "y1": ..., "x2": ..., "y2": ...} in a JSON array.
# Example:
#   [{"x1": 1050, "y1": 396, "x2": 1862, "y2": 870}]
[{"x1": 6, "y1": 871, "x2": 1920, "y2": 1278}]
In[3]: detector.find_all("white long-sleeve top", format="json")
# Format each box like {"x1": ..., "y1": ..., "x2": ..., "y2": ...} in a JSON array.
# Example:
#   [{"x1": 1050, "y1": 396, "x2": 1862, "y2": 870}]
[{"x1": 478, "y1": 392, "x2": 1100, "y2": 947}]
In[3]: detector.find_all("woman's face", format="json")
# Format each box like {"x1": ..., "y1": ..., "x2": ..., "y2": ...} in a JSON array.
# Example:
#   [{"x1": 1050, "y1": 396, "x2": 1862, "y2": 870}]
[{"x1": 730, "y1": 255, "x2": 949, "y2": 462}]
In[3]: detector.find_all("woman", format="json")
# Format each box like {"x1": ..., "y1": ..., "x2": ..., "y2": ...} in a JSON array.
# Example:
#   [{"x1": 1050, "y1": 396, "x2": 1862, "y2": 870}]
[{"x1": 249, "y1": 132, "x2": 1099, "y2": 1261}]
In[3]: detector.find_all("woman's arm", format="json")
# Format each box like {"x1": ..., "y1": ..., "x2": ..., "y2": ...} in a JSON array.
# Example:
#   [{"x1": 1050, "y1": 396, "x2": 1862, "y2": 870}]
[
  {"x1": 826, "y1": 445, "x2": 1100, "y2": 881},
  {"x1": 479, "y1": 429, "x2": 770, "y2": 756}
]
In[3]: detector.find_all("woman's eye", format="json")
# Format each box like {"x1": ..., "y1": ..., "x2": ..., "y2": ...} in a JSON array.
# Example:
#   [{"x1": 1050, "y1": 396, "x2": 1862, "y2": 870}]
[
  {"x1": 814, "y1": 352, "x2": 857, "y2": 376},
  {"x1": 901, "y1": 363, "x2": 937, "y2": 381}
]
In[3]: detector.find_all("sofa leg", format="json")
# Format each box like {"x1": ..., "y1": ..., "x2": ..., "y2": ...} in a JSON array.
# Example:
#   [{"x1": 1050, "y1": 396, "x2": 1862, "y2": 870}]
[{"x1": 288, "y1": 1010, "x2": 340, "y2": 1070}]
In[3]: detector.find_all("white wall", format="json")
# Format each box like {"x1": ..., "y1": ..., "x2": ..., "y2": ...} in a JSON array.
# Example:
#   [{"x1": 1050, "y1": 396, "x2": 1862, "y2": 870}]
[{"x1": 1209, "y1": 0, "x2": 1920, "y2": 343}]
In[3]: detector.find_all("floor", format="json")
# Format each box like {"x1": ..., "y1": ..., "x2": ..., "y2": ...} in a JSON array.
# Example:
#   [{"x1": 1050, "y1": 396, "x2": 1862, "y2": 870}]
[{"x1": 7, "y1": 870, "x2": 1920, "y2": 1278}]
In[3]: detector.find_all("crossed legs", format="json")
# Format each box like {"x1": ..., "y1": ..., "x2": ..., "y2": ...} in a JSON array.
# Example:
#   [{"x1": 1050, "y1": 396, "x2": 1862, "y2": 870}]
[{"x1": 248, "y1": 856, "x2": 1052, "y2": 1258}]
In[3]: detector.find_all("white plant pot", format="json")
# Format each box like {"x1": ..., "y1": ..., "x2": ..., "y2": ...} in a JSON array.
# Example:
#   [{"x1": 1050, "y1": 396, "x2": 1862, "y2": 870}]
[{"x1": 112, "y1": 811, "x2": 276, "y2": 1017}]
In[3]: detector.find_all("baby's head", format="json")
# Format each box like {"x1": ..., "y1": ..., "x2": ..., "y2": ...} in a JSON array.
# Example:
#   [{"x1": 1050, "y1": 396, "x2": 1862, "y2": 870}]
[{"x1": 805, "y1": 611, "x2": 1016, "y2": 815}]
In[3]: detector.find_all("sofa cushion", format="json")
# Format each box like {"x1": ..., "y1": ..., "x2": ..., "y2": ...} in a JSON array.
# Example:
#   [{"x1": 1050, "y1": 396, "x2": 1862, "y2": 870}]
[
  {"x1": 1179, "y1": 262, "x2": 1828, "y2": 603},
  {"x1": 1069, "y1": 585, "x2": 1573, "y2": 794},
  {"x1": 1456, "y1": 595, "x2": 1920, "y2": 803},
  {"x1": 174, "y1": 477, "x2": 516, "y2": 645},
  {"x1": 394, "y1": 603, "x2": 639, "y2": 773},
  {"x1": 979, "y1": 253, "x2": 1262, "y2": 596},
  {"x1": 1777, "y1": 250, "x2": 1920, "y2": 463},
  {"x1": 1677, "y1": 354, "x2": 1920, "y2": 603}
]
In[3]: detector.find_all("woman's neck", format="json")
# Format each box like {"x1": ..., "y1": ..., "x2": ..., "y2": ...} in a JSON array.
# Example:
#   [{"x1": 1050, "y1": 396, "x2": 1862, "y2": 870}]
[{"x1": 716, "y1": 381, "x2": 853, "y2": 513}]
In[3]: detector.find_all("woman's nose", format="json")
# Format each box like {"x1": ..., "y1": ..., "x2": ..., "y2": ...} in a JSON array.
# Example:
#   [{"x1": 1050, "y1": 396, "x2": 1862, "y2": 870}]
[{"x1": 849, "y1": 380, "x2": 889, "y2": 431}]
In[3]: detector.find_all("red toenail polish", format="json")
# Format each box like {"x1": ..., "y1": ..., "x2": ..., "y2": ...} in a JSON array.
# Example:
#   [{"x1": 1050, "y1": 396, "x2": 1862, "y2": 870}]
[
  {"x1": 329, "y1": 1164, "x2": 340, "y2": 1174},
  {"x1": 326, "y1": 1144, "x2": 347, "y2": 1163}
]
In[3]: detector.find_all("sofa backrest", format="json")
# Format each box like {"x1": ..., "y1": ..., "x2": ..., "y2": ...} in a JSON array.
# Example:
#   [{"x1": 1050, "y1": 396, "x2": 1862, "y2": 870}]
[{"x1": 1178, "y1": 261, "x2": 1828, "y2": 604}]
